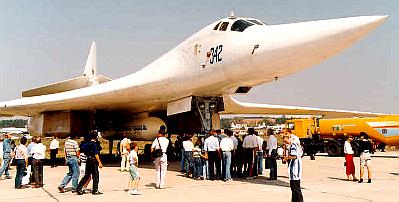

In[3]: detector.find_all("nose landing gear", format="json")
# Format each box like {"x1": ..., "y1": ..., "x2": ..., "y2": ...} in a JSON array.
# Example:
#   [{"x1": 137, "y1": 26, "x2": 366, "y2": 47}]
[{"x1": 192, "y1": 96, "x2": 224, "y2": 135}]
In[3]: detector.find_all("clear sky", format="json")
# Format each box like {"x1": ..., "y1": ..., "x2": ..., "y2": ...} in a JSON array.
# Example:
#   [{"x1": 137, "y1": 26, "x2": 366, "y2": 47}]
[{"x1": 0, "y1": 0, "x2": 398, "y2": 114}]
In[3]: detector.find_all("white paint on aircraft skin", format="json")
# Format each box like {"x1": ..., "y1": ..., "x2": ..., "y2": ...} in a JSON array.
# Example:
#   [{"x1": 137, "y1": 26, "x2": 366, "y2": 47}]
[
  {"x1": 83, "y1": 41, "x2": 97, "y2": 78},
  {"x1": 0, "y1": 15, "x2": 388, "y2": 117}
]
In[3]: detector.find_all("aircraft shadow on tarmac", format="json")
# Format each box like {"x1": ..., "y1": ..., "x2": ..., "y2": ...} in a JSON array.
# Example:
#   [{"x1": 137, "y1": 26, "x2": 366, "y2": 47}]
[
  {"x1": 115, "y1": 161, "x2": 293, "y2": 188},
  {"x1": 100, "y1": 160, "x2": 302, "y2": 189},
  {"x1": 232, "y1": 176, "x2": 291, "y2": 188}
]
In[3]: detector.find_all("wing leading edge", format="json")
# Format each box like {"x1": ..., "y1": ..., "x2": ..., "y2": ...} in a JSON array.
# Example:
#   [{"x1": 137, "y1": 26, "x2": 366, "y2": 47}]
[{"x1": 222, "y1": 95, "x2": 387, "y2": 118}]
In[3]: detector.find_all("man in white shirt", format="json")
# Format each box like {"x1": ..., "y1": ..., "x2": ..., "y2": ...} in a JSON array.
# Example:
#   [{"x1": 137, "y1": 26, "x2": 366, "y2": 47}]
[
  {"x1": 182, "y1": 136, "x2": 194, "y2": 177},
  {"x1": 220, "y1": 129, "x2": 234, "y2": 181},
  {"x1": 266, "y1": 130, "x2": 278, "y2": 180},
  {"x1": 242, "y1": 128, "x2": 258, "y2": 179},
  {"x1": 204, "y1": 131, "x2": 222, "y2": 180},
  {"x1": 30, "y1": 137, "x2": 46, "y2": 188},
  {"x1": 49, "y1": 136, "x2": 59, "y2": 168},
  {"x1": 151, "y1": 127, "x2": 169, "y2": 189},
  {"x1": 255, "y1": 132, "x2": 264, "y2": 176},
  {"x1": 120, "y1": 134, "x2": 131, "y2": 172}
]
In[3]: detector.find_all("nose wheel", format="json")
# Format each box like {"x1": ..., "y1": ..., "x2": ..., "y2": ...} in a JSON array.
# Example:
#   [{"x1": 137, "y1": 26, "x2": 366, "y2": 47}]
[{"x1": 192, "y1": 96, "x2": 224, "y2": 135}]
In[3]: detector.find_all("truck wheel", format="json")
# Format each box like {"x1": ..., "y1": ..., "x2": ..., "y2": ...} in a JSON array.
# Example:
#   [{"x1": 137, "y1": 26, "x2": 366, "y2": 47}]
[{"x1": 326, "y1": 140, "x2": 343, "y2": 157}]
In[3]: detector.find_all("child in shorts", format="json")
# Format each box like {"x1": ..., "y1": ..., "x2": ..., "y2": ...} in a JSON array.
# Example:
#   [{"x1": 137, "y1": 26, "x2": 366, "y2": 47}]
[{"x1": 128, "y1": 142, "x2": 140, "y2": 195}]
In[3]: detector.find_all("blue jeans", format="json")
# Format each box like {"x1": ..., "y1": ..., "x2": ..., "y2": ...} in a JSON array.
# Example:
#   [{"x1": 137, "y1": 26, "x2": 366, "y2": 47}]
[
  {"x1": 269, "y1": 149, "x2": 278, "y2": 179},
  {"x1": 184, "y1": 151, "x2": 193, "y2": 175},
  {"x1": 15, "y1": 159, "x2": 26, "y2": 188},
  {"x1": 256, "y1": 151, "x2": 263, "y2": 175},
  {"x1": 193, "y1": 158, "x2": 203, "y2": 178},
  {"x1": 0, "y1": 154, "x2": 11, "y2": 177},
  {"x1": 222, "y1": 151, "x2": 232, "y2": 180},
  {"x1": 180, "y1": 149, "x2": 185, "y2": 173},
  {"x1": 60, "y1": 156, "x2": 80, "y2": 189},
  {"x1": 203, "y1": 160, "x2": 209, "y2": 179}
]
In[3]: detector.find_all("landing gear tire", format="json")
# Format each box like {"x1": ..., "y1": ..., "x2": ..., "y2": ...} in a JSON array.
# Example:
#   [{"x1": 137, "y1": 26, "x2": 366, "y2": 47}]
[
  {"x1": 351, "y1": 142, "x2": 360, "y2": 157},
  {"x1": 326, "y1": 140, "x2": 342, "y2": 157}
]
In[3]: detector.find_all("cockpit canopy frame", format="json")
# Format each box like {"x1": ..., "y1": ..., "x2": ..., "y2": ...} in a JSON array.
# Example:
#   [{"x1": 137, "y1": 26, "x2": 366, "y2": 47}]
[{"x1": 213, "y1": 18, "x2": 266, "y2": 32}]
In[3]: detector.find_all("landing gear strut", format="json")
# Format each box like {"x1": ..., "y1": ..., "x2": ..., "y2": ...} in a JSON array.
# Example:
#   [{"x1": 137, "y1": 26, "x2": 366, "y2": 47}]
[
  {"x1": 192, "y1": 96, "x2": 224, "y2": 135},
  {"x1": 108, "y1": 140, "x2": 113, "y2": 155}
]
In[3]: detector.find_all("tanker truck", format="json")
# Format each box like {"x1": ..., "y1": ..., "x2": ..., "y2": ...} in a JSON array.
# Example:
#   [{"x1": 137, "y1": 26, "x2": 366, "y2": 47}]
[{"x1": 285, "y1": 115, "x2": 399, "y2": 156}]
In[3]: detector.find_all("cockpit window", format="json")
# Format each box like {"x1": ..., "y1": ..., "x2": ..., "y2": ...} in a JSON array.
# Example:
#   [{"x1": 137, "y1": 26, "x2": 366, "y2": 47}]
[
  {"x1": 213, "y1": 21, "x2": 221, "y2": 30},
  {"x1": 231, "y1": 20, "x2": 254, "y2": 32},
  {"x1": 219, "y1": 22, "x2": 229, "y2": 31},
  {"x1": 247, "y1": 19, "x2": 263, "y2": 25}
]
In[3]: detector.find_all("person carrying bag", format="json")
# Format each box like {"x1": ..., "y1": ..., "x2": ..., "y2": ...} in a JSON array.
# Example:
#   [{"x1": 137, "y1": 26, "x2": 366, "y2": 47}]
[{"x1": 151, "y1": 127, "x2": 169, "y2": 189}]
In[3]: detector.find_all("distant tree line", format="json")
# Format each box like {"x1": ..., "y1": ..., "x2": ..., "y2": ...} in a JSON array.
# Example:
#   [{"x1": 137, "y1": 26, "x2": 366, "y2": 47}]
[{"x1": 0, "y1": 119, "x2": 27, "y2": 128}]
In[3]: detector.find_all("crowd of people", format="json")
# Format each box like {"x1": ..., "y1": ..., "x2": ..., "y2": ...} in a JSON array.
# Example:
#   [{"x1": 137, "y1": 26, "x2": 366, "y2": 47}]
[
  {"x1": 174, "y1": 128, "x2": 279, "y2": 182},
  {"x1": 0, "y1": 132, "x2": 105, "y2": 195},
  {"x1": 0, "y1": 125, "x2": 377, "y2": 201}
]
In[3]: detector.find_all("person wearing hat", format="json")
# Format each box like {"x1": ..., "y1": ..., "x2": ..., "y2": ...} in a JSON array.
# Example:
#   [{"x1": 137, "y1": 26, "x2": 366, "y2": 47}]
[{"x1": 151, "y1": 126, "x2": 169, "y2": 189}]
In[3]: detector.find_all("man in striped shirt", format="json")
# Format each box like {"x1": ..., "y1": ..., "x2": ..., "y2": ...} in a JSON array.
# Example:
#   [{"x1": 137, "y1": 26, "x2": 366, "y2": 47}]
[
  {"x1": 58, "y1": 134, "x2": 80, "y2": 193},
  {"x1": 283, "y1": 133, "x2": 303, "y2": 202}
]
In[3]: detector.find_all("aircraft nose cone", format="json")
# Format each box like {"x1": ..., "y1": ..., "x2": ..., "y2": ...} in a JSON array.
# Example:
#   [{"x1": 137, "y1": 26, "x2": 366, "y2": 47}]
[{"x1": 253, "y1": 15, "x2": 388, "y2": 77}]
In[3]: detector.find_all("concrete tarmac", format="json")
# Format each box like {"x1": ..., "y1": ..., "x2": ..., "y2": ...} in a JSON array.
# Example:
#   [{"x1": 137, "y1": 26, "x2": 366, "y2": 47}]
[{"x1": 0, "y1": 152, "x2": 398, "y2": 202}]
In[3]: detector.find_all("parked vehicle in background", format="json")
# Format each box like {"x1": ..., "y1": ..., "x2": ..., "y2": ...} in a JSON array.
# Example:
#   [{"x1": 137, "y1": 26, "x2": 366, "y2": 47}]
[{"x1": 286, "y1": 115, "x2": 399, "y2": 156}]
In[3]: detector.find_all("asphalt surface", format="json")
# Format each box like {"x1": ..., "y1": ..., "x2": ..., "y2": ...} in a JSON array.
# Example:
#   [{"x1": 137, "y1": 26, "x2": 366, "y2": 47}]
[{"x1": 0, "y1": 151, "x2": 398, "y2": 202}]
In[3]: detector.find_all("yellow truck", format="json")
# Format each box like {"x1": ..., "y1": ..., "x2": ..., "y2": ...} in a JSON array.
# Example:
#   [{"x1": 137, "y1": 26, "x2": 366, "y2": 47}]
[{"x1": 286, "y1": 115, "x2": 399, "y2": 156}]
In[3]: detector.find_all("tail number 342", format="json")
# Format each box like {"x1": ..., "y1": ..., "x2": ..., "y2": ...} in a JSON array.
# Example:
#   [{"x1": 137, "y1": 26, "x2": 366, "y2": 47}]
[{"x1": 209, "y1": 45, "x2": 223, "y2": 64}]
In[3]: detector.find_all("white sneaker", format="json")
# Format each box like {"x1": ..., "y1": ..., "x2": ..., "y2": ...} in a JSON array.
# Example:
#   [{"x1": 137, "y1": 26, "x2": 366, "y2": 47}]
[
  {"x1": 132, "y1": 189, "x2": 141, "y2": 195},
  {"x1": 128, "y1": 189, "x2": 135, "y2": 195}
]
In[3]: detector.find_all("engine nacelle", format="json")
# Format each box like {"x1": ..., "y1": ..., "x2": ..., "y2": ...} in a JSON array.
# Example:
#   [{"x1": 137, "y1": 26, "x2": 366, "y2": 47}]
[
  {"x1": 101, "y1": 117, "x2": 166, "y2": 141},
  {"x1": 28, "y1": 111, "x2": 91, "y2": 138}
]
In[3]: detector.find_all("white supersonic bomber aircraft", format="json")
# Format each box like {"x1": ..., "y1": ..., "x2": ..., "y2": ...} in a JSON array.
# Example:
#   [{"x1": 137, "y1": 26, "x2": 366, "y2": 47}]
[{"x1": 0, "y1": 13, "x2": 389, "y2": 147}]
